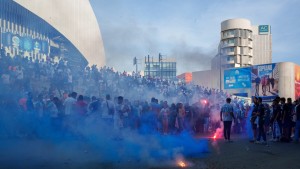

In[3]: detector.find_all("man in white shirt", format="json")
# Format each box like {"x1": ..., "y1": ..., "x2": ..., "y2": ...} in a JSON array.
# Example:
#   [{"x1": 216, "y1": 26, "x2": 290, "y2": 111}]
[
  {"x1": 63, "y1": 92, "x2": 77, "y2": 116},
  {"x1": 102, "y1": 94, "x2": 115, "y2": 121},
  {"x1": 220, "y1": 98, "x2": 235, "y2": 142}
]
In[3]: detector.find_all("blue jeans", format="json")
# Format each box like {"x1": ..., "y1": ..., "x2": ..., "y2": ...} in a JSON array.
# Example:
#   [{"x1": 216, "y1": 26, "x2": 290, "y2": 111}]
[{"x1": 294, "y1": 120, "x2": 300, "y2": 142}]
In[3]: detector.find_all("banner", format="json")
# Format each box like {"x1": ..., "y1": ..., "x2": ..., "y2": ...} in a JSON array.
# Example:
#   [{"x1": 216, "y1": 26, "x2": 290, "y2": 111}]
[
  {"x1": 251, "y1": 63, "x2": 279, "y2": 101},
  {"x1": 2, "y1": 32, "x2": 12, "y2": 46},
  {"x1": 33, "y1": 40, "x2": 42, "y2": 53},
  {"x1": 1, "y1": 32, "x2": 49, "y2": 54},
  {"x1": 224, "y1": 67, "x2": 251, "y2": 89},
  {"x1": 22, "y1": 36, "x2": 33, "y2": 51},
  {"x1": 295, "y1": 65, "x2": 300, "y2": 100},
  {"x1": 41, "y1": 41, "x2": 49, "y2": 54},
  {"x1": 11, "y1": 34, "x2": 22, "y2": 49}
]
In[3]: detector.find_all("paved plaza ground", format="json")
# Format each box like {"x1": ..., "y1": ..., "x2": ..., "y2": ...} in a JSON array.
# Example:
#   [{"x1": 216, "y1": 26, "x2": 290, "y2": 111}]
[{"x1": 0, "y1": 134, "x2": 299, "y2": 169}]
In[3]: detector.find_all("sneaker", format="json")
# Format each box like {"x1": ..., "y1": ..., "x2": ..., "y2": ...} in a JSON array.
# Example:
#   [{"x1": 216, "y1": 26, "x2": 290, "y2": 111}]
[{"x1": 255, "y1": 141, "x2": 261, "y2": 144}]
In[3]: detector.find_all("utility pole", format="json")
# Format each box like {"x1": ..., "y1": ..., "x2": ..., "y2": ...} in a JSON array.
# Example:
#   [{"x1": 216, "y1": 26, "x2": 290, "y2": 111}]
[
  {"x1": 148, "y1": 55, "x2": 150, "y2": 78},
  {"x1": 133, "y1": 57, "x2": 138, "y2": 74}
]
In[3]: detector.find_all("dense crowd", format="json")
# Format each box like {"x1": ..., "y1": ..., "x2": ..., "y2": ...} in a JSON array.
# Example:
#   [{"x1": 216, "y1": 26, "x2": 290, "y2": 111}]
[
  {"x1": 248, "y1": 96, "x2": 300, "y2": 144},
  {"x1": 220, "y1": 96, "x2": 300, "y2": 144},
  {"x1": 0, "y1": 51, "x2": 299, "y2": 144},
  {"x1": 0, "y1": 51, "x2": 231, "y2": 138}
]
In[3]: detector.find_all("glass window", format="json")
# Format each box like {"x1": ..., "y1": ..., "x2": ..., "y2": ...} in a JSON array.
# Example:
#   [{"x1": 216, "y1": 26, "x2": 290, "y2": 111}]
[{"x1": 228, "y1": 38, "x2": 234, "y2": 44}]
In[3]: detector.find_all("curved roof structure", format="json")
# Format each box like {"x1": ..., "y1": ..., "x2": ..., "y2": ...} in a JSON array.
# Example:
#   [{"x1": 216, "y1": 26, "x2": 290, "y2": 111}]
[{"x1": 14, "y1": 0, "x2": 106, "y2": 67}]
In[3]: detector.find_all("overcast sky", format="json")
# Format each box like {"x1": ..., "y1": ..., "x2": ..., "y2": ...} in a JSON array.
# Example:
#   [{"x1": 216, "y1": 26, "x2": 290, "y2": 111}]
[{"x1": 90, "y1": 0, "x2": 300, "y2": 74}]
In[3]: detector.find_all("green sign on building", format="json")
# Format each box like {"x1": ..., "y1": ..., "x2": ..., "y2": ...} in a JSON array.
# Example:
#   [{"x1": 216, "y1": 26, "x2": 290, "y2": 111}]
[{"x1": 259, "y1": 25, "x2": 270, "y2": 34}]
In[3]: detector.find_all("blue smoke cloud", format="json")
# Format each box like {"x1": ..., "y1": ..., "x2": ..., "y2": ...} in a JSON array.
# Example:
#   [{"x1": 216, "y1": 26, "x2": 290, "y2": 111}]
[{"x1": 0, "y1": 109, "x2": 209, "y2": 168}]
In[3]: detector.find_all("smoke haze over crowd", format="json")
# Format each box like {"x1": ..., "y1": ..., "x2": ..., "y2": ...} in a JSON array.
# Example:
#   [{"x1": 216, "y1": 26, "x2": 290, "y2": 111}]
[{"x1": 91, "y1": 0, "x2": 300, "y2": 74}]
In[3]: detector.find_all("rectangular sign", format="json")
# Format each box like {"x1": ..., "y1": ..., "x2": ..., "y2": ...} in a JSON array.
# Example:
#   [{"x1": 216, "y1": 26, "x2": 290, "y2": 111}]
[
  {"x1": 251, "y1": 63, "x2": 279, "y2": 102},
  {"x1": 295, "y1": 65, "x2": 300, "y2": 100},
  {"x1": 259, "y1": 25, "x2": 270, "y2": 35},
  {"x1": 224, "y1": 67, "x2": 251, "y2": 89}
]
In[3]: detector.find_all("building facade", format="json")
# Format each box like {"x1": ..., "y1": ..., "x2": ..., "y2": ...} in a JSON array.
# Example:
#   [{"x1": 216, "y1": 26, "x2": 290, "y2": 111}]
[
  {"x1": 252, "y1": 25, "x2": 272, "y2": 65},
  {"x1": 0, "y1": 0, "x2": 105, "y2": 68},
  {"x1": 177, "y1": 72, "x2": 192, "y2": 84},
  {"x1": 144, "y1": 55, "x2": 176, "y2": 80},
  {"x1": 211, "y1": 18, "x2": 272, "y2": 70},
  {"x1": 193, "y1": 62, "x2": 300, "y2": 101}
]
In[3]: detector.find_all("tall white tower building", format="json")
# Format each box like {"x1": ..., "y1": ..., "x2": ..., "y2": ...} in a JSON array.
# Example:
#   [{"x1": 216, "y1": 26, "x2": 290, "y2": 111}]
[{"x1": 211, "y1": 18, "x2": 272, "y2": 69}]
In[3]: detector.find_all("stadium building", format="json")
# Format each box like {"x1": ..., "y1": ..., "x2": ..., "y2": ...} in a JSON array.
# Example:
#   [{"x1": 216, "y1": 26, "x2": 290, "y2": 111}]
[{"x1": 0, "y1": 0, "x2": 105, "y2": 69}]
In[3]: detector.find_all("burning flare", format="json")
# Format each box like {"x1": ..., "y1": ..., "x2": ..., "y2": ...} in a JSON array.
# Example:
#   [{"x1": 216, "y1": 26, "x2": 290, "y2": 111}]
[{"x1": 178, "y1": 160, "x2": 186, "y2": 168}]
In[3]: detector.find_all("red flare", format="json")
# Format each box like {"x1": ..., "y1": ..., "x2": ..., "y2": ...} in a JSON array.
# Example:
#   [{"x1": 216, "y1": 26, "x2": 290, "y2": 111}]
[{"x1": 178, "y1": 161, "x2": 186, "y2": 168}]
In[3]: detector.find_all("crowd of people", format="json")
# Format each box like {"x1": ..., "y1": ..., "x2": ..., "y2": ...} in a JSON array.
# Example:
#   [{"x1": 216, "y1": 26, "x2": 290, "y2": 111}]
[
  {"x1": 249, "y1": 96, "x2": 300, "y2": 144},
  {"x1": 220, "y1": 96, "x2": 300, "y2": 144},
  {"x1": 0, "y1": 51, "x2": 231, "y2": 138},
  {"x1": 0, "y1": 52, "x2": 299, "y2": 144}
]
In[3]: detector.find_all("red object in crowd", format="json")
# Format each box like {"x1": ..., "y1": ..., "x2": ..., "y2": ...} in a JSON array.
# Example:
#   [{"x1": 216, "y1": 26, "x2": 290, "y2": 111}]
[
  {"x1": 19, "y1": 98, "x2": 27, "y2": 111},
  {"x1": 76, "y1": 101, "x2": 87, "y2": 115}
]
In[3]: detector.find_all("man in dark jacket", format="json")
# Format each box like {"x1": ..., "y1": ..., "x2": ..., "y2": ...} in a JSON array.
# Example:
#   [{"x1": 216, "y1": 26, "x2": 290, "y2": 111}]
[{"x1": 256, "y1": 97, "x2": 266, "y2": 144}]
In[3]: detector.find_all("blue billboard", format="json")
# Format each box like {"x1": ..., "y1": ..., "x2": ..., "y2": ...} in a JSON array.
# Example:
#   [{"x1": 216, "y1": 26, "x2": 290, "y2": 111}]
[
  {"x1": 1, "y1": 32, "x2": 49, "y2": 54},
  {"x1": 251, "y1": 63, "x2": 279, "y2": 102},
  {"x1": 224, "y1": 67, "x2": 251, "y2": 89}
]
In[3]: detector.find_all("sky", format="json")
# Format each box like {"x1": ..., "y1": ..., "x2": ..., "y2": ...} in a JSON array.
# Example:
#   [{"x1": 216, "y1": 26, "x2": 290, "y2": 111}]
[{"x1": 90, "y1": 0, "x2": 300, "y2": 75}]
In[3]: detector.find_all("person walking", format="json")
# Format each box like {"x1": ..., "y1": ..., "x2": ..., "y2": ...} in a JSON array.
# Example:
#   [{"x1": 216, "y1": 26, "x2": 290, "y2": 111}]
[
  {"x1": 256, "y1": 97, "x2": 267, "y2": 144},
  {"x1": 271, "y1": 99, "x2": 281, "y2": 142},
  {"x1": 220, "y1": 98, "x2": 235, "y2": 142},
  {"x1": 250, "y1": 97, "x2": 259, "y2": 142}
]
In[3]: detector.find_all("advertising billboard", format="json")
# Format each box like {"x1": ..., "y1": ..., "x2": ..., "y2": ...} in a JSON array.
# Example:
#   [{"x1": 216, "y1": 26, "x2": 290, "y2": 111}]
[
  {"x1": 224, "y1": 67, "x2": 251, "y2": 89},
  {"x1": 295, "y1": 65, "x2": 300, "y2": 100},
  {"x1": 251, "y1": 63, "x2": 279, "y2": 101}
]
